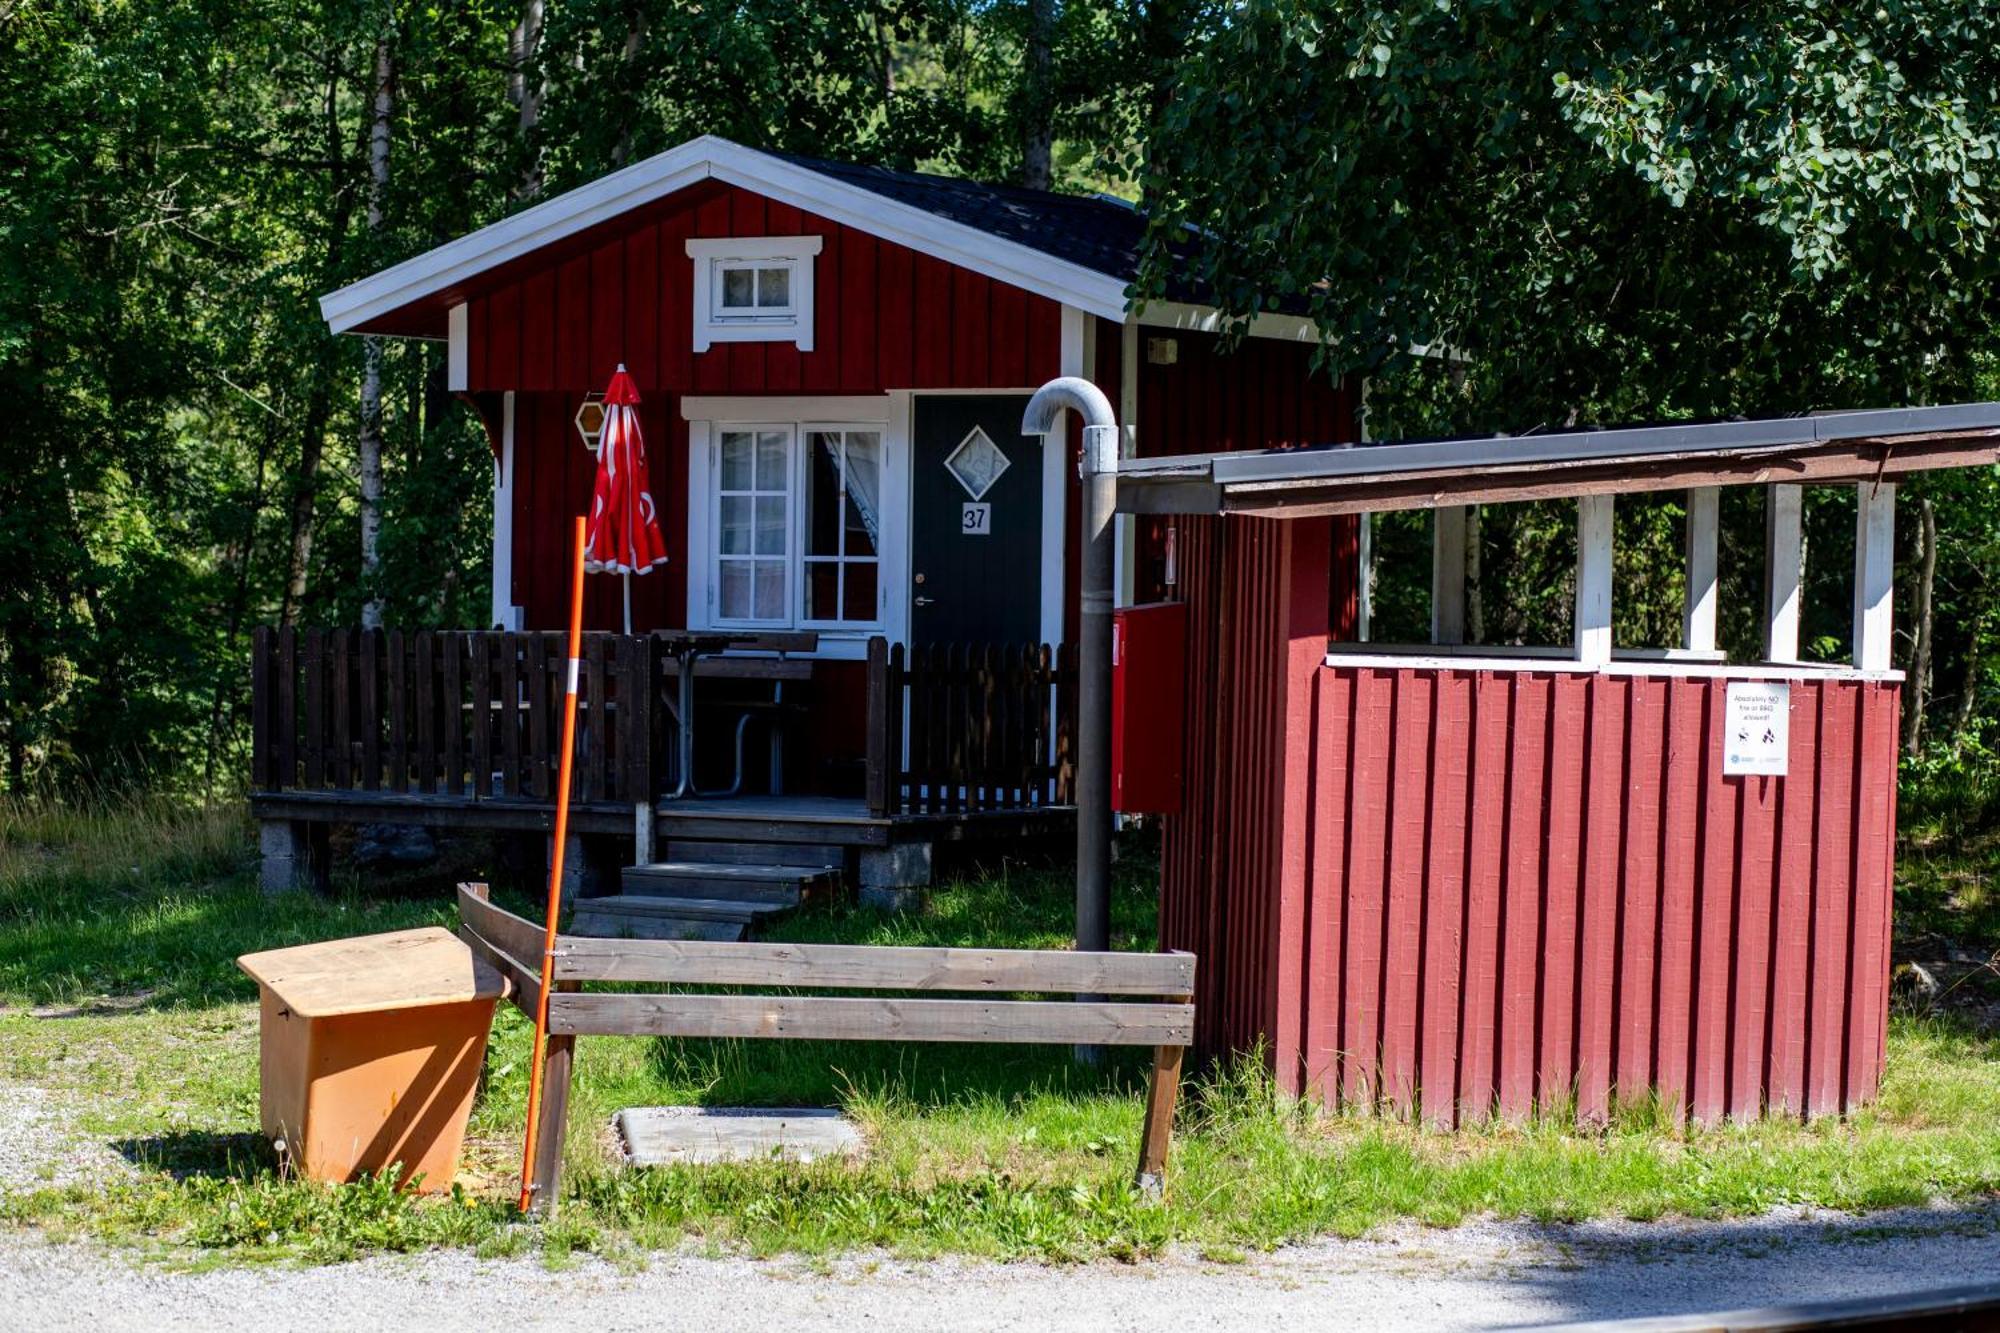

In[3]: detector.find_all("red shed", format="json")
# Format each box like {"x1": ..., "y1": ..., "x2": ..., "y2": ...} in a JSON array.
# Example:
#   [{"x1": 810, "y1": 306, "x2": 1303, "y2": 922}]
[{"x1": 1118, "y1": 408, "x2": 2000, "y2": 1125}]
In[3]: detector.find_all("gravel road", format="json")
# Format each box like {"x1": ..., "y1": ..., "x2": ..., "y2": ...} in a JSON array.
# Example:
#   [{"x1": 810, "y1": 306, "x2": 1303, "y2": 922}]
[{"x1": 3, "y1": 1204, "x2": 1996, "y2": 1332}]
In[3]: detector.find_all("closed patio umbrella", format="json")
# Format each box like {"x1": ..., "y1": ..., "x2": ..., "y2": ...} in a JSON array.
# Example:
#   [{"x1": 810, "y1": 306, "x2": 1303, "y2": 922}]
[{"x1": 583, "y1": 363, "x2": 668, "y2": 632}]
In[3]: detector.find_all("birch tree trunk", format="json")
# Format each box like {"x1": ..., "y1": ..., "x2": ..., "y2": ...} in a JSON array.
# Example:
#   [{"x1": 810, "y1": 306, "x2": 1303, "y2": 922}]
[
  {"x1": 358, "y1": 33, "x2": 392, "y2": 630},
  {"x1": 511, "y1": 0, "x2": 545, "y2": 201}
]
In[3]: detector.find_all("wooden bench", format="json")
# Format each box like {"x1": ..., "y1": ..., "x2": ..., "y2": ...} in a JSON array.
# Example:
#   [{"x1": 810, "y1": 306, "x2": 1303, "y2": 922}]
[{"x1": 455, "y1": 883, "x2": 1195, "y2": 1214}]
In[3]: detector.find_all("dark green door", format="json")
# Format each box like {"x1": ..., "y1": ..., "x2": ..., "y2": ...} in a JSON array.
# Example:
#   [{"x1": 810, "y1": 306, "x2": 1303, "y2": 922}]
[{"x1": 909, "y1": 394, "x2": 1043, "y2": 648}]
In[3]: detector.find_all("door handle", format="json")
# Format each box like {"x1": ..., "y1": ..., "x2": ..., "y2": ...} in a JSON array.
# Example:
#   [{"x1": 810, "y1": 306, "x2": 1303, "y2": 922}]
[{"x1": 914, "y1": 596, "x2": 936, "y2": 607}]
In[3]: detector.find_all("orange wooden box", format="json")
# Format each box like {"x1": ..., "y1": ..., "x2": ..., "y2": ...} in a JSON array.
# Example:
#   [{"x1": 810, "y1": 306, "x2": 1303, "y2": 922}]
[{"x1": 238, "y1": 928, "x2": 507, "y2": 1192}]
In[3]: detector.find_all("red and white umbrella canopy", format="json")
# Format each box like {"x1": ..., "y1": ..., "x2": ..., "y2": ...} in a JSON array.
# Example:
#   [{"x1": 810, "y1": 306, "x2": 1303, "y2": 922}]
[{"x1": 583, "y1": 364, "x2": 669, "y2": 579}]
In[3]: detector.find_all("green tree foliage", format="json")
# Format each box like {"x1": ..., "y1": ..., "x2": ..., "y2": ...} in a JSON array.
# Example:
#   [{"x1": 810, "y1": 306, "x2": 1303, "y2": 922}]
[
  {"x1": 1, "y1": 0, "x2": 1996, "y2": 792},
  {"x1": 1141, "y1": 1, "x2": 2000, "y2": 768}
]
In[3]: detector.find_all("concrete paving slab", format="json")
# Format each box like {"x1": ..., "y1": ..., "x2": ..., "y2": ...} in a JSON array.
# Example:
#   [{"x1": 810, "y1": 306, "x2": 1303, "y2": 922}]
[{"x1": 616, "y1": 1106, "x2": 864, "y2": 1166}]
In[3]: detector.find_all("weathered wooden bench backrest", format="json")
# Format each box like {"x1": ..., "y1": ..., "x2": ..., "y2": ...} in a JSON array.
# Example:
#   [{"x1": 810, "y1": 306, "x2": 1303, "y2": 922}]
[{"x1": 456, "y1": 883, "x2": 1195, "y2": 1211}]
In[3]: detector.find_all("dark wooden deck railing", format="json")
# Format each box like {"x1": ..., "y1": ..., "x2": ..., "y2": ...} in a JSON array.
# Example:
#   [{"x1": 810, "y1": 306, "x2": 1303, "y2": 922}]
[
  {"x1": 252, "y1": 627, "x2": 1075, "y2": 820},
  {"x1": 250, "y1": 627, "x2": 653, "y2": 806},
  {"x1": 865, "y1": 637, "x2": 1077, "y2": 818}
]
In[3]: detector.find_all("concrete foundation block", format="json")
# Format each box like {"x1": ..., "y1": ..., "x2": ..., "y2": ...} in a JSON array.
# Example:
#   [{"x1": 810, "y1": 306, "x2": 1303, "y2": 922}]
[
  {"x1": 258, "y1": 821, "x2": 326, "y2": 895},
  {"x1": 858, "y1": 842, "x2": 932, "y2": 914},
  {"x1": 259, "y1": 820, "x2": 306, "y2": 895},
  {"x1": 858, "y1": 842, "x2": 932, "y2": 888}
]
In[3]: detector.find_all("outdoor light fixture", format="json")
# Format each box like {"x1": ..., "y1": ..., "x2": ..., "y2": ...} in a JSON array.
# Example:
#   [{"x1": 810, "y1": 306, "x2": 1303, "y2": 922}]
[{"x1": 574, "y1": 393, "x2": 607, "y2": 452}]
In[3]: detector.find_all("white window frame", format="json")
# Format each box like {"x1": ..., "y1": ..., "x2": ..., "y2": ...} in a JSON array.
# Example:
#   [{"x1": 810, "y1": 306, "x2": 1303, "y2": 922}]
[
  {"x1": 707, "y1": 422, "x2": 798, "y2": 630},
  {"x1": 686, "y1": 235, "x2": 823, "y2": 353},
  {"x1": 686, "y1": 396, "x2": 905, "y2": 659},
  {"x1": 797, "y1": 424, "x2": 888, "y2": 632}
]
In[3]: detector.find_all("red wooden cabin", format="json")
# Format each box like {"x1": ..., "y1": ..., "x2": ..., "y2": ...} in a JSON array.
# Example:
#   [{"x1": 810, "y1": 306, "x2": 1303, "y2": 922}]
[
  {"x1": 1116, "y1": 408, "x2": 2000, "y2": 1124},
  {"x1": 258, "y1": 137, "x2": 1355, "y2": 901}
]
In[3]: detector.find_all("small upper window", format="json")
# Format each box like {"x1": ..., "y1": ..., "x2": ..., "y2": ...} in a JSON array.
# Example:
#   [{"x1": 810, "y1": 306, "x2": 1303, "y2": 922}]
[{"x1": 687, "y1": 235, "x2": 822, "y2": 353}]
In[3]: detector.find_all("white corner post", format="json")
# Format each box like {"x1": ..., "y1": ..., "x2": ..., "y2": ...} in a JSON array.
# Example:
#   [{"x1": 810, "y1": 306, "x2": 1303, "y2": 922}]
[
  {"x1": 490, "y1": 391, "x2": 517, "y2": 631},
  {"x1": 1576, "y1": 494, "x2": 1615, "y2": 667},
  {"x1": 1763, "y1": 484, "x2": 1804, "y2": 664},
  {"x1": 1853, "y1": 481, "x2": 1897, "y2": 672},
  {"x1": 1431, "y1": 506, "x2": 1469, "y2": 645},
  {"x1": 1683, "y1": 487, "x2": 1720, "y2": 653}
]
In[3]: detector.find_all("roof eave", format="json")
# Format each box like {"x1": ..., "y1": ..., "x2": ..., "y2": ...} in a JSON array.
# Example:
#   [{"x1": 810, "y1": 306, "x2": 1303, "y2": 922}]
[{"x1": 1117, "y1": 406, "x2": 2000, "y2": 518}]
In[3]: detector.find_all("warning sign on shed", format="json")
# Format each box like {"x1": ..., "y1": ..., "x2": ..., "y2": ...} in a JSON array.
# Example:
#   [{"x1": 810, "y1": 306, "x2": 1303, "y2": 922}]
[{"x1": 1724, "y1": 681, "x2": 1790, "y2": 777}]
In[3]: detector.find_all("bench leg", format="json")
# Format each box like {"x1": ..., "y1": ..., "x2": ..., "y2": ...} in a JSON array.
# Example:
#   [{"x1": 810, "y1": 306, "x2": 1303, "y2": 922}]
[
  {"x1": 1134, "y1": 1039, "x2": 1185, "y2": 1198},
  {"x1": 527, "y1": 986, "x2": 578, "y2": 1218}
]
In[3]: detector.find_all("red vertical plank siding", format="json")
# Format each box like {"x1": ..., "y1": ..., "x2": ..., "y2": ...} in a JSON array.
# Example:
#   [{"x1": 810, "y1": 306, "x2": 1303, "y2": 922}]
[
  {"x1": 1304, "y1": 668, "x2": 1355, "y2": 1102},
  {"x1": 1379, "y1": 670, "x2": 1433, "y2": 1111},
  {"x1": 1340, "y1": 667, "x2": 1394, "y2": 1106},
  {"x1": 486, "y1": 284, "x2": 522, "y2": 387},
  {"x1": 1576, "y1": 674, "x2": 1626, "y2": 1124},
  {"x1": 1766, "y1": 688, "x2": 1818, "y2": 1113},
  {"x1": 1419, "y1": 670, "x2": 1471, "y2": 1127},
  {"x1": 1616, "y1": 679, "x2": 1666, "y2": 1104},
  {"x1": 950, "y1": 267, "x2": 990, "y2": 386},
  {"x1": 1691, "y1": 684, "x2": 1739, "y2": 1124},
  {"x1": 518, "y1": 268, "x2": 557, "y2": 390},
  {"x1": 1540, "y1": 673, "x2": 1587, "y2": 1115},
  {"x1": 1457, "y1": 673, "x2": 1511, "y2": 1121},
  {"x1": 1271, "y1": 519, "x2": 1332, "y2": 1096},
  {"x1": 1806, "y1": 683, "x2": 1857, "y2": 1115},
  {"x1": 556, "y1": 252, "x2": 593, "y2": 390},
  {"x1": 1654, "y1": 678, "x2": 1705, "y2": 1115},
  {"x1": 1159, "y1": 594, "x2": 1905, "y2": 1126},
  {"x1": 1497, "y1": 674, "x2": 1549, "y2": 1120},
  {"x1": 656, "y1": 210, "x2": 693, "y2": 389},
  {"x1": 588, "y1": 241, "x2": 624, "y2": 387},
  {"x1": 1847, "y1": 685, "x2": 1898, "y2": 1105},
  {"x1": 837, "y1": 229, "x2": 877, "y2": 391},
  {"x1": 1729, "y1": 773, "x2": 1779, "y2": 1121},
  {"x1": 876, "y1": 241, "x2": 915, "y2": 388},
  {"x1": 622, "y1": 225, "x2": 659, "y2": 388}
]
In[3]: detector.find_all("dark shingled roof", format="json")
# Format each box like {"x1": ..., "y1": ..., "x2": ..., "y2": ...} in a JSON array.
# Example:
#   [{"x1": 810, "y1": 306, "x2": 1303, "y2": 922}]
[{"x1": 776, "y1": 151, "x2": 1155, "y2": 289}]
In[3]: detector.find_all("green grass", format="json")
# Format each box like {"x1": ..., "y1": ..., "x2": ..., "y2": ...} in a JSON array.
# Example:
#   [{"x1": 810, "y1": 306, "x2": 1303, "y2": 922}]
[{"x1": 2, "y1": 793, "x2": 1999, "y2": 1266}]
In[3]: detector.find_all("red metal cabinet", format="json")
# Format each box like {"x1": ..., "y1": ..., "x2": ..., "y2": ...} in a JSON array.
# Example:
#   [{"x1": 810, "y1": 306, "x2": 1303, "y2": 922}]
[{"x1": 1111, "y1": 602, "x2": 1187, "y2": 814}]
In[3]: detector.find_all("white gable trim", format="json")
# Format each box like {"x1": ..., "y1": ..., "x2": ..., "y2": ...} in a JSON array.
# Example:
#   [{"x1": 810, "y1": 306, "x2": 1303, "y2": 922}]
[{"x1": 319, "y1": 136, "x2": 1132, "y2": 334}]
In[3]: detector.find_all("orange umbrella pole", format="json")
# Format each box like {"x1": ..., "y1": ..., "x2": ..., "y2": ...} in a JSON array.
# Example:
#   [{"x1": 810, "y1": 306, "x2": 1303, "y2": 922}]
[{"x1": 518, "y1": 515, "x2": 588, "y2": 1213}]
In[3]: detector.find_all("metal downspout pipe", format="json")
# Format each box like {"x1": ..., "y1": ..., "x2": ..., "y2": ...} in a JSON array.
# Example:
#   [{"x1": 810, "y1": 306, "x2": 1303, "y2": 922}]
[{"x1": 1023, "y1": 377, "x2": 1119, "y2": 960}]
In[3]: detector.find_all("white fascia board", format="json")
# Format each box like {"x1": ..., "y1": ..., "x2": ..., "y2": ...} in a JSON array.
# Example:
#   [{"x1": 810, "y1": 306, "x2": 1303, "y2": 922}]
[{"x1": 319, "y1": 135, "x2": 1131, "y2": 334}]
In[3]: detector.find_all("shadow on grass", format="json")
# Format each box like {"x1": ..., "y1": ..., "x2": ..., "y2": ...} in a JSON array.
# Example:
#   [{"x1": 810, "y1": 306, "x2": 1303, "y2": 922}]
[
  {"x1": 113, "y1": 1130, "x2": 276, "y2": 1181},
  {"x1": 638, "y1": 1030, "x2": 1155, "y2": 1111}
]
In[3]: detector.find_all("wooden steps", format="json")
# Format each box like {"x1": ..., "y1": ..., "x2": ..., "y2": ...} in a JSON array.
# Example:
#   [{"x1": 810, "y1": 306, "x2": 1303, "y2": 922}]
[
  {"x1": 570, "y1": 894, "x2": 796, "y2": 942},
  {"x1": 570, "y1": 839, "x2": 847, "y2": 943}
]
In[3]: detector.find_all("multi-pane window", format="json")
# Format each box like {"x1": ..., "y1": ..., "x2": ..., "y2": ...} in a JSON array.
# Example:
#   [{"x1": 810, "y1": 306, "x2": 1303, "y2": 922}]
[
  {"x1": 714, "y1": 262, "x2": 794, "y2": 319},
  {"x1": 714, "y1": 428, "x2": 791, "y2": 622},
  {"x1": 709, "y1": 425, "x2": 883, "y2": 630},
  {"x1": 803, "y1": 430, "x2": 881, "y2": 624},
  {"x1": 686, "y1": 236, "x2": 821, "y2": 352}
]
